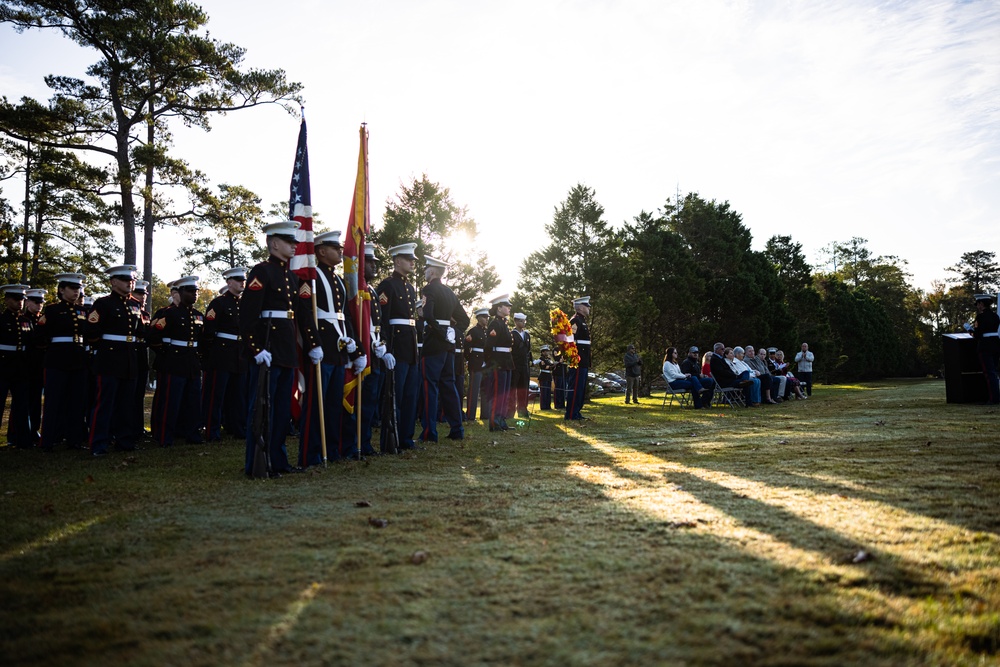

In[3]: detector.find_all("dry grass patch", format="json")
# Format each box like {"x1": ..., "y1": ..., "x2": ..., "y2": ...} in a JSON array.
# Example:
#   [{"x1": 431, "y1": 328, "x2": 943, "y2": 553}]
[{"x1": 1, "y1": 379, "x2": 999, "y2": 665}]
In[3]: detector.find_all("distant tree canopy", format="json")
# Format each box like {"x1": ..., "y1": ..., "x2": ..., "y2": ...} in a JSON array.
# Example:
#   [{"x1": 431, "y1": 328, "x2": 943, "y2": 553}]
[
  {"x1": 371, "y1": 174, "x2": 499, "y2": 309},
  {"x1": 0, "y1": 0, "x2": 302, "y2": 281},
  {"x1": 515, "y1": 186, "x2": 990, "y2": 384}
]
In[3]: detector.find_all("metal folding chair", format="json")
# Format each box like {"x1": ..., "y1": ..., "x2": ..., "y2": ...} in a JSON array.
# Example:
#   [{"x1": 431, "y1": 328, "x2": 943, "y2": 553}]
[
  {"x1": 714, "y1": 385, "x2": 746, "y2": 408},
  {"x1": 661, "y1": 381, "x2": 692, "y2": 408}
]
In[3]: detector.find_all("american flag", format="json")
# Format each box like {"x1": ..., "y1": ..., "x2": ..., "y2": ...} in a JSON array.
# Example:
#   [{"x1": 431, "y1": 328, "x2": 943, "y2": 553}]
[
  {"x1": 289, "y1": 118, "x2": 315, "y2": 281},
  {"x1": 343, "y1": 125, "x2": 371, "y2": 413},
  {"x1": 288, "y1": 117, "x2": 314, "y2": 423}
]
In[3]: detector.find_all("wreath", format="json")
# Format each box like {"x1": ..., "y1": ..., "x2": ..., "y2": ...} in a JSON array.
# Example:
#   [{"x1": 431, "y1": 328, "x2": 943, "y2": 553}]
[{"x1": 549, "y1": 308, "x2": 581, "y2": 368}]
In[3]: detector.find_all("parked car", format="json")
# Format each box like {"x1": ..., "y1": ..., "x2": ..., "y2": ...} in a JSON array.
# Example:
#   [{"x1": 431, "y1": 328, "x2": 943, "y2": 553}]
[{"x1": 588, "y1": 372, "x2": 623, "y2": 392}]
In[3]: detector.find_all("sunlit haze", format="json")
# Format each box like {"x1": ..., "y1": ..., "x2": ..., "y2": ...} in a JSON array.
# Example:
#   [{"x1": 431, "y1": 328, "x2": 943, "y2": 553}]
[{"x1": 2, "y1": 0, "x2": 997, "y2": 294}]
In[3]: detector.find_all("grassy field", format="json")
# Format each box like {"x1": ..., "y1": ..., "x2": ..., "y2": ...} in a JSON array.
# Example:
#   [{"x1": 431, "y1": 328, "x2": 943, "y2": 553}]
[{"x1": 1, "y1": 379, "x2": 999, "y2": 666}]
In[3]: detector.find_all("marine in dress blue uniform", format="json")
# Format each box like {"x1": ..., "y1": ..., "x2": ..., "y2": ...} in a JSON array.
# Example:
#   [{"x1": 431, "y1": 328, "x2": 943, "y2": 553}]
[
  {"x1": 149, "y1": 283, "x2": 179, "y2": 438},
  {"x1": 376, "y1": 243, "x2": 420, "y2": 451},
  {"x1": 299, "y1": 231, "x2": 362, "y2": 465},
  {"x1": 538, "y1": 345, "x2": 555, "y2": 410},
  {"x1": 350, "y1": 244, "x2": 389, "y2": 456},
  {"x1": 201, "y1": 267, "x2": 248, "y2": 442},
  {"x1": 35, "y1": 273, "x2": 89, "y2": 451},
  {"x1": 418, "y1": 255, "x2": 470, "y2": 442},
  {"x1": 509, "y1": 312, "x2": 533, "y2": 419},
  {"x1": 0, "y1": 284, "x2": 32, "y2": 448},
  {"x1": 565, "y1": 296, "x2": 592, "y2": 421},
  {"x1": 149, "y1": 275, "x2": 205, "y2": 446},
  {"x1": 485, "y1": 294, "x2": 514, "y2": 432},
  {"x1": 85, "y1": 265, "x2": 145, "y2": 456},
  {"x1": 130, "y1": 280, "x2": 152, "y2": 442},
  {"x1": 971, "y1": 294, "x2": 1000, "y2": 404},
  {"x1": 240, "y1": 221, "x2": 322, "y2": 477},
  {"x1": 464, "y1": 307, "x2": 489, "y2": 420},
  {"x1": 23, "y1": 288, "x2": 45, "y2": 446}
]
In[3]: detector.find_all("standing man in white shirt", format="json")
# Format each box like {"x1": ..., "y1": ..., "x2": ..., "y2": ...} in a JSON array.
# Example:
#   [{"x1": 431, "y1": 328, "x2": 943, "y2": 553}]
[{"x1": 794, "y1": 343, "x2": 815, "y2": 397}]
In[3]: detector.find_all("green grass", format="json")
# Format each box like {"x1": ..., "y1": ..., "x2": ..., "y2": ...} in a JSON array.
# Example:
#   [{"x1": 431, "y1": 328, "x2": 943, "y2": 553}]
[{"x1": 2, "y1": 379, "x2": 999, "y2": 666}]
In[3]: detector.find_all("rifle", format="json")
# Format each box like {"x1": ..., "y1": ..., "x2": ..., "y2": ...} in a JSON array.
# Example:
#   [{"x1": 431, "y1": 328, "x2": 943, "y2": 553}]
[
  {"x1": 380, "y1": 367, "x2": 399, "y2": 455},
  {"x1": 250, "y1": 328, "x2": 272, "y2": 479}
]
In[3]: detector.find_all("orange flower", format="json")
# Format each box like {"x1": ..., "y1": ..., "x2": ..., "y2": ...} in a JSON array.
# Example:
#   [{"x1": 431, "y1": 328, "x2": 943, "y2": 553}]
[{"x1": 549, "y1": 309, "x2": 581, "y2": 368}]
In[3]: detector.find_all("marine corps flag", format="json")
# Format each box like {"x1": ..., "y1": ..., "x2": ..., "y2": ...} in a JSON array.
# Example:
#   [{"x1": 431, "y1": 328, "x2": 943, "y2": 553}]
[{"x1": 343, "y1": 124, "x2": 371, "y2": 413}]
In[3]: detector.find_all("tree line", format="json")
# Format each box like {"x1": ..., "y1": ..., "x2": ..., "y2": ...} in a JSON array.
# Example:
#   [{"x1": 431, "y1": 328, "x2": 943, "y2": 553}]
[
  {"x1": 2, "y1": 2, "x2": 994, "y2": 384},
  {"x1": 515, "y1": 184, "x2": 997, "y2": 385}
]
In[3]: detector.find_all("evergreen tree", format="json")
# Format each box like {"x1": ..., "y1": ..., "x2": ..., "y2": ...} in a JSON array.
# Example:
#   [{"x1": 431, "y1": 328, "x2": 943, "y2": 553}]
[
  {"x1": 371, "y1": 174, "x2": 499, "y2": 309},
  {"x1": 0, "y1": 0, "x2": 302, "y2": 279},
  {"x1": 179, "y1": 183, "x2": 266, "y2": 279},
  {"x1": 946, "y1": 250, "x2": 999, "y2": 295},
  {"x1": 515, "y1": 183, "x2": 616, "y2": 362}
]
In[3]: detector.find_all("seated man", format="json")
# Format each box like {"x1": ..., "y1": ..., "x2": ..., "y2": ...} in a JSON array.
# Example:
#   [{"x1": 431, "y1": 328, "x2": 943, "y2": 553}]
[
  {"x1": 732, "y1": 346, "x2": 762, "y2": 406},
  {"x1": 765, "y1": 347, "x2": 788, "y2": 398},
  {"x1": 709, "y1": 343, "x2": 754, "y2": 407},
  {"x1": 680, "y1": 345, "x2": 715, "y2": 398}
]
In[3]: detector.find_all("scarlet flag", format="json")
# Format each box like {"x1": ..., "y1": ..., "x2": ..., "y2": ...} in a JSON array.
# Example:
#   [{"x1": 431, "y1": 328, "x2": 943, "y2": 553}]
[{"x1": 343, "y1": 125, "x2": 371, "y2": 412}]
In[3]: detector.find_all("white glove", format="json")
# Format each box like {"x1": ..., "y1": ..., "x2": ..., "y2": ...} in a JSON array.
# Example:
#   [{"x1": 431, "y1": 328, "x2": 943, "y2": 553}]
[
  {"x1": 254, "y1": 350, "x2": 272, "y2": 367},
  {"x1": 339, "y1": 336, "x2": 357, "y2": 354},
  {"x1": 308, "y1": 346, "x2": 323, "y2": 365},
  {"x1": 963, "y1": 322, "x2": 973, "y2": 331},
  {"x1": 352, "y1": 355, "x2": 368, "y2": 374},
  {"x1": 446, "y1": 327, "x2": 456, "y2": 344},
  {"x1": 532, "y1": 359, "x2": 541, "y2": 366},
  {"x1": 373, "y1": 341, "x2": 386, "y2": 359},
  {"x1": 383, "y1": 352, "x2": 396, "y2": 370}
]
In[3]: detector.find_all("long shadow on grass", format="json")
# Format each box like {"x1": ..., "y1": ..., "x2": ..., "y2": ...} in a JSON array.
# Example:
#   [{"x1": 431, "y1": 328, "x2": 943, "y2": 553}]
[
  {"x1": 561, "y1": 428, "x2": 943, "y2": 601},
  {"x1": 659, "y1": 468, "x2": 942, "y2": 599}
]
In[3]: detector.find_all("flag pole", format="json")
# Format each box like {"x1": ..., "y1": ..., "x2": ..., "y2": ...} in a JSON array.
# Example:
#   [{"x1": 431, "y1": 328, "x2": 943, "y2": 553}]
[
  {"x1": 355, "y1": 289, "x2": 364, "y2": 460},
  {"x1": 313, "y1": 278, "x2": 328, "y2": 465}
]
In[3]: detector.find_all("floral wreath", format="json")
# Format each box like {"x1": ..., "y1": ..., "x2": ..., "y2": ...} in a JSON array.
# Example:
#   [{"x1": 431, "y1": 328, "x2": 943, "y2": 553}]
[{"x1": 549, "y1": 308, "x2": 581, "y2": 368}]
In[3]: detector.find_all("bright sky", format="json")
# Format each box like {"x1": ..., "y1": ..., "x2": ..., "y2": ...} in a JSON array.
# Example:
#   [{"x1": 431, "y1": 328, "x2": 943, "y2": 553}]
[{"x1": 2, "y1": 0, "x2": 998, "y2": 294}]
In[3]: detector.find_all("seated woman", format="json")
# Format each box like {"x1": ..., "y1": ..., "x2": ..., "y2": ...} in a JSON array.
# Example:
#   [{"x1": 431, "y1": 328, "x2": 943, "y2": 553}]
[
  {"x1": 701, "y1": 351, "x2": 713, "y2": 378},
  {"x1": 663, "y1": 346, "x2": 710, "y2": 408},
  {"x1": 743, "y1": 345, "x2": 780, "y2": 404},
  {"x1": 774, "y1": 350, "x2": 807, "y2": 400},
  {"x1": 729, "y1": 347, "x2": 761, "y2": 406}
]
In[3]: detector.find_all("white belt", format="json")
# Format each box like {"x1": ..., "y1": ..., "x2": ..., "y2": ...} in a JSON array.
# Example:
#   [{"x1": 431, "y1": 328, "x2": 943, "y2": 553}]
[
  {"x1": 417, "y1": 342, "x2": 423, "y2": 348},
  {"x1": 984, "y1": 332, "x2": 999, "y2": 338},
  {"x1": 0, "y1": 344, "x2": 23, "y2": 352},
  {"x1": 435, "y1": 319, "x2": 450, "y2": 326},
  {"x1": 455, "y1": 347, "x2": 463, "y2": 353},
  {"x1": 162, "y1": 337, "x2": 172, "y2": 344},
  {"x1": 51, "y1": 336, "x2": 83, "y2": 343},
  {"x1": 317, "y1": 309, "x2": 345, "y2": 321},
  {"x1": 102, "y1": 334, "x2": 137, "y2": 343},
  {"x1": 576, "y1": 339, "x2": 591, "y2": 345},
  {"x1": 494, "y1": 346, "x2": 511, "y2": 353},
  {"x1": 261, "y1": 310, "x2": 294, "y2": 319},
  {"x1": 471, "y1": 347, "x2": 485, "y2": 353},
  {"x1": 216, "y1": 332, "x2": 239, "y2": 341},
  {"x1": 170, "y1": 339, "x2": 199, "y2": 348},
  {"x1": 389, "y1": 318, "x2": 415, "y2": 327}
]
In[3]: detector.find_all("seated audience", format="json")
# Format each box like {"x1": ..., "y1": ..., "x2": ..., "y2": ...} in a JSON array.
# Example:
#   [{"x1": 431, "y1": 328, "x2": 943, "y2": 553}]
[
  {"x1": 709, "y1": 343, "x2": 753, "y2": 392},
  {"x1": 662, "y1": 346, "x2": 710, "y2": 408},
  {"x1": 774, "y1": 350, "x2": 807, "y2": 400},
  {"x1": 744, "y1": 345, "x2": 780, "y2": 404},
  {"x1": 680, "y1": 346, "x2": 716, "y2": 398},
  {"x1": 731, "y1": 347, "x2": 762, "y2": 406}
]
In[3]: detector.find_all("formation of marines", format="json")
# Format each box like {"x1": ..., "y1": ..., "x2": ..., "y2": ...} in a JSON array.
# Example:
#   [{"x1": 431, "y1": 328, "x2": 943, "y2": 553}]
[{"x1": 0, "y1": 221, "x2": 594, "y2": 478}]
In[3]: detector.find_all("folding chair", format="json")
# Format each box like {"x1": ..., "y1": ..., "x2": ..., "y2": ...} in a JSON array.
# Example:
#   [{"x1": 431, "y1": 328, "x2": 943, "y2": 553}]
[
  {"x1": 661, "y1": 382, "x2": 692, "y2": 408},
  {"x1": 714, "y1": 384, "x2": 746, "y2": 408}
]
